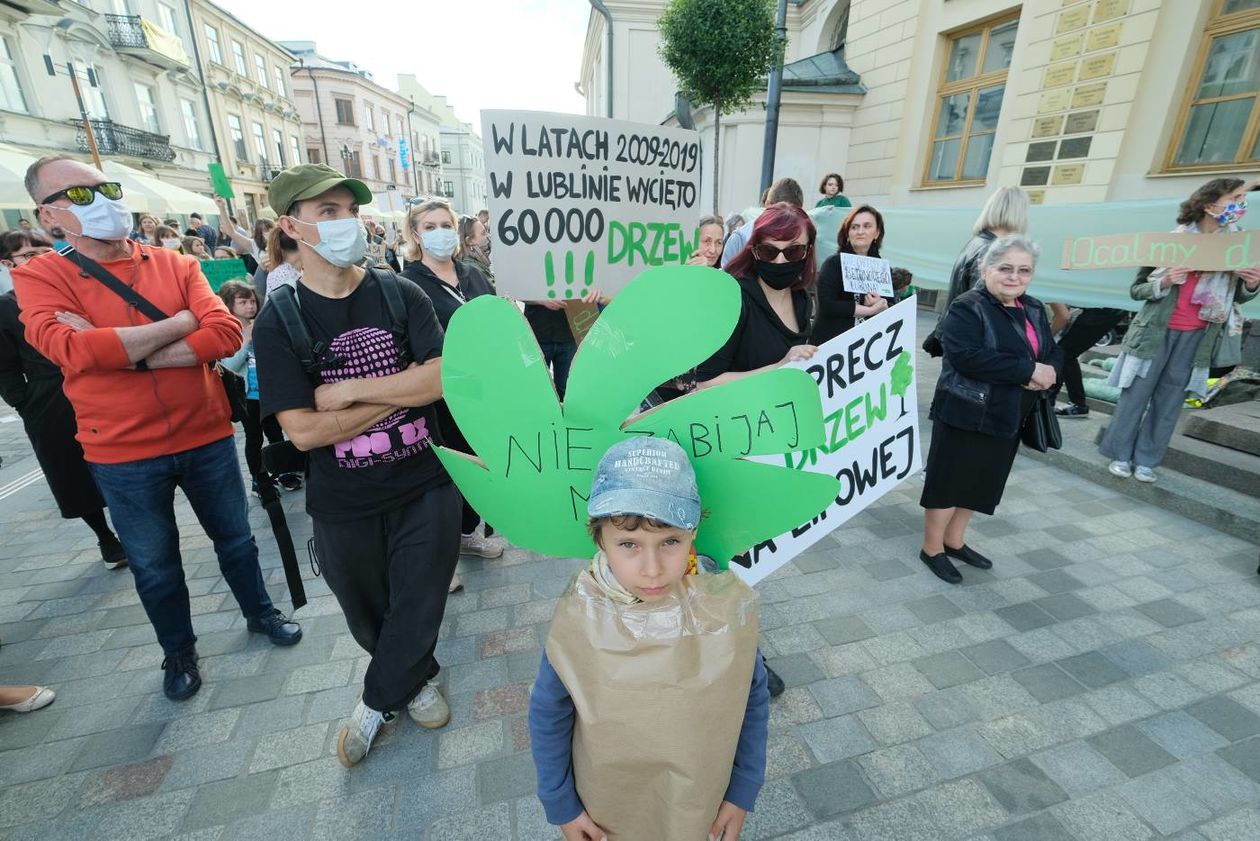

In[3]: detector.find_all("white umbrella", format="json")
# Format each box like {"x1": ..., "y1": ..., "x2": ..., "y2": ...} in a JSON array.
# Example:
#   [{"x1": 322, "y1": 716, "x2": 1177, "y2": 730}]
[
  {"x1": 101, "y1": 161, "x2": 216, "y2": 217},
  {"x1": 0, "y1": 144, "x2": 38, "y2": 210}
]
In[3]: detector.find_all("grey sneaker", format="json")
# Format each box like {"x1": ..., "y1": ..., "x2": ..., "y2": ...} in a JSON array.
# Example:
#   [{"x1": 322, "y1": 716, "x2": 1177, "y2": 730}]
[
  {"x1": 1107, "y1": 460, "x2": 1132, "y2": 478},
  {"x1": 407, "y1": 681, "x2": 451, "y2": 729},
  {"x1": 1134, "y1": 465, "x2": 1157, "y2": 483},
  {"x1": 336, "y1": 701, "x2": 392, "y2": 767},
  {"x1": 460, "y1": 532, "x2": 505, "y2": 559}
]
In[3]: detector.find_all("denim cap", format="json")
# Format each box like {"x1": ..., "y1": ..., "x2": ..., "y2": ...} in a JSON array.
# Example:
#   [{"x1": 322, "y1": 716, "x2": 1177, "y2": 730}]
[{"x1": 588, "y1": 437, "x2": 701, "y2": 530}]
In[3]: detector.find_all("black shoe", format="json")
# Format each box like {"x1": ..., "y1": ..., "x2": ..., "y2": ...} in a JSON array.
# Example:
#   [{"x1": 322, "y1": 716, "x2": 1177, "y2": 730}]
[
  {"x1": 278, "y1": 473, "x2": 304, "y2": 492},
  {"x1": 1055, "y1": 403, "x2": 1089, "y2": 418},
  {"x1": 944, "y1": 543, "x2": 993, "y2": 570},
  {"x1": 765, "y1": 664, "x2": 785, "y2": 698},
  {"x1": 162, "y1": 649, "x2": 201, "y2": 701},
  {"x1": 99, "y1": 537, "x2": 128, "y2": 570},
  {"x1": 247, "y1": 608, "x2": 303, "y2": 646},
  {"x1": 920, "y1": 550, "x2": 962, "y2": 584}
]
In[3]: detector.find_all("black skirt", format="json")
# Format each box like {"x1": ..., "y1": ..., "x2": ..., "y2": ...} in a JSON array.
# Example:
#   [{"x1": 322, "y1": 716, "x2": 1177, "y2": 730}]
[{"x1": 919, "y1": 419, "x2": 1021, "y2": 516}]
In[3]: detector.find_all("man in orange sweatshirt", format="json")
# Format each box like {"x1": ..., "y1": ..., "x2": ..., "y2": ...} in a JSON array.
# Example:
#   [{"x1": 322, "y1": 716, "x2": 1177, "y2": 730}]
[{"x1": 13, "y1": 155, "x2": 302, "y2": 701}]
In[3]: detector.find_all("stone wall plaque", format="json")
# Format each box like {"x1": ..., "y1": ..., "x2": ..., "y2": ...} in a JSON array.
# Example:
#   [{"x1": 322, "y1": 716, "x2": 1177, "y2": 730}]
[
  {"x1": 1058, "y1": 136, "x2": 1093, "y2": 158},
  {"x1": 1093, "y1": 0, "x2": 1129, "y2": 24},
  {"x1": 1027, "y1": 141, "x2": 1058, "y2": 162},
  {"x1": 1028, "y1": 189, "x2": 1047, "y2": 205},
  {"x1": 1052, "y1": 163, "x2": 1086, "y2": 185},
  {"x1": 1033, "y1": 115, "x2": 1065, "y2": 138},
  {"x1": 1057, "y1": 5, "x2": 1091, "y2": 34},
  {"x1": 1021, "y1": 166, "x2": 1052, "y2": 187},
  {"x1": 1039, "y1": 89, "x2": 1072, "y2": 113},
  {"x1": 1044, "y1": 62, "x2": 1078, "y2": 88},
  {"x1": 1051, "y1": 34, "x2": 1086, "y2": 61},
  {"x1": 1064, "y1": 109, "x2": 1100, "y2": 134},
  {"x1": 1072, "y1": 83, "x2": 1107, "y2": 108},
  {"x1": 1079, "y1": 52, "x2": 1117, "y2": 81},
  {"x1": 1086, "y1": 23, "x2": 1123, "y2": 52}
]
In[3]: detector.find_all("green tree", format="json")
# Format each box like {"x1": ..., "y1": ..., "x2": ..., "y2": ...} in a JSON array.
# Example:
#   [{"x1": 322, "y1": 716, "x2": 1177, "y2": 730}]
[
  {"x1": 890, "y1": 351, "x2": 914, "y2": 419},
  {"x1": 658, "y1": 0, "x2": 784, "y2": 214}
]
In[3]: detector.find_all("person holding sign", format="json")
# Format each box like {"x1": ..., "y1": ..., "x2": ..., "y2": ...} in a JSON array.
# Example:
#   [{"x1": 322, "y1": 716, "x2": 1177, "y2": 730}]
[
  {"x1": 920, "y1": 235, "x2": 1062, "y2": 584},
  {"x1": 811, "y1": 205, "x2": 894, "y2": 345},
  {"x1": 1099, "y1": 178, "x2": 1260, "y2": 483},
  {"x1": 529, "y1": 437, "x2": 768, "y2": 841}
]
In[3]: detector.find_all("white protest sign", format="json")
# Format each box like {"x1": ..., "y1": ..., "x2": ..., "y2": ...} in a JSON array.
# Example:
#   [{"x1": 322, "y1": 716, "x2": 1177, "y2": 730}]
[
  {"x1": 481, "y1": 110, "x2": 703, "y2": 300},
  {"x1": 732, "y1": 297, "x2": 922, "y2": 586},
  {"x1": 841, "y1": 252, "x2": 894, "y2": 297}
]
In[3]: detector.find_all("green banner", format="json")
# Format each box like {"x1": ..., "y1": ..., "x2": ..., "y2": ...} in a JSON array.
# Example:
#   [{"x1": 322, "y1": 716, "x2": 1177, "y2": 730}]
[{"x1": 200, "y1": 258, "x2": 247, "y2": 292}]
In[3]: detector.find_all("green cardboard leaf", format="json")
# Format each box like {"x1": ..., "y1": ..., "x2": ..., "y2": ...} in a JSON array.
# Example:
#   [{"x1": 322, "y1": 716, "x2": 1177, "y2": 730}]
[
  {"x1": 435, "y1": 265, "x2": 840, "y2": 561},
  {"x1": 208, "y1": 162, "x2": 234, "y2": 199}
]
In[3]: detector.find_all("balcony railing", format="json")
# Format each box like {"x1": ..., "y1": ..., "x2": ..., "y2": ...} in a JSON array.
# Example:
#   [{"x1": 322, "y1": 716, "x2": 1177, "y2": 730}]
[
  {"x1": 104, "y1": 14, "x2": 190, "y2": 68},
  {"x1": 75, "y1": 119, "x2": 176, "y2": 162}
]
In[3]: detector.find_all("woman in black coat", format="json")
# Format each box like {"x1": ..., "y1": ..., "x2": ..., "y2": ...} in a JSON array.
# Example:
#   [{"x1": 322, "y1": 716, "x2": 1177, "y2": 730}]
[
  {"x1": 919, "y1": 234, "x2": 1062, "y2": 584},
  {"x1": 810, "y1": 204, "x2": 895, "y2": 345},
  {"x1": 0, "y1": 232, "x2": 126, "y2": 568}
]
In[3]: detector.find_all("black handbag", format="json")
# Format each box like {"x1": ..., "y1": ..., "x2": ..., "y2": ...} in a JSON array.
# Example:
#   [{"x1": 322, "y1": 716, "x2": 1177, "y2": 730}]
[{"x1": 1020, "y1": 393, "x2": 1063, "y2": 452}]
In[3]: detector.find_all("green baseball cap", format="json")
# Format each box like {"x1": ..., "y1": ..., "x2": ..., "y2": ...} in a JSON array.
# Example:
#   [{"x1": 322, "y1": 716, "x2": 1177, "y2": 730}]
[{"x1": 267, "y1": 164, "x2": 373, "y2": 216}]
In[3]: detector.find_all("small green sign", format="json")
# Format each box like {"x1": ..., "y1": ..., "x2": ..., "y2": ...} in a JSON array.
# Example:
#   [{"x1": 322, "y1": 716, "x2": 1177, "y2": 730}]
[
  {"x1": 208, "y1": 162, "x2": 234, "y2": 199},
  {"x1": 200, "y1": 258, "x2": 248, "y2": 292}
]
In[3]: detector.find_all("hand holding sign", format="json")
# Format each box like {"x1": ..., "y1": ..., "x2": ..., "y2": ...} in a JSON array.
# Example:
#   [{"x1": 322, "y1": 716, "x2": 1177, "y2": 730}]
[{"x1": 841, "y1": 253, "x2": 894, "y2": 297}]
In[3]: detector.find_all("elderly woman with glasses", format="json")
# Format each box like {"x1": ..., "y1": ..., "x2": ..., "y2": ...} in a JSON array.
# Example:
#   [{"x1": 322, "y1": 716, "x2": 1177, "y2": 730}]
[{"x1": 918, "y1": 234, "x2": 1062, "y2": 585}]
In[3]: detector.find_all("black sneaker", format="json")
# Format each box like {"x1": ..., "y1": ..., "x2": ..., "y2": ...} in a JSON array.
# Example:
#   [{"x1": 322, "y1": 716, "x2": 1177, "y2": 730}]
[
  {"x1": 99, "y1": 537, "x2": 128, "y2": 570},
  {"x1": 162, "y1": 649, "x2": 201, "y2": 701},
  {"x1": 246, "y1": 608, "x2": 303, "y2": 646},
  {"x1": 765, "y1": 664, "x2": 785, "y2": 698},
  {"x1": 278, "y1": 473, "x2": 304, "y2": 492},
  {"x1": 944, "y1": 544, "x2": 994, "y2": 570},
  {"x1": 1055, "y1": 403, "x2": 1089, "y2": 418},
  {"x1": 920, "y1": 550, "x2": 962, "y2": 584}
]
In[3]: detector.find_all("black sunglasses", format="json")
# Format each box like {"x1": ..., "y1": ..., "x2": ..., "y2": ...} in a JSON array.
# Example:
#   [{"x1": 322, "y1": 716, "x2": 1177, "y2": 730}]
[
  {"x1": 751, "y1": 242, "x2": 809, "y2": 262},
  {"x1": 40, "y1": 182, "x2": 124, "y2": 207}
]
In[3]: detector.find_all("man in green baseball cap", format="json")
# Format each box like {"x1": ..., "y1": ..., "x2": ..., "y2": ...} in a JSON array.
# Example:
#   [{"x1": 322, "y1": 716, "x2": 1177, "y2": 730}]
[{"x1": 254, "y1": 162, "x2": 462, "y2": 768}]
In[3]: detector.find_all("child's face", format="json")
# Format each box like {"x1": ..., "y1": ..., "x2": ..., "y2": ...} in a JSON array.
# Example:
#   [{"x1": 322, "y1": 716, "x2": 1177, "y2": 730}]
[
  {"x1": 231, "y1": 295, "x2": 257, "y2": 320},
  {"x1": 600, "y1": 522, "x2": 695, "y2": 601}
]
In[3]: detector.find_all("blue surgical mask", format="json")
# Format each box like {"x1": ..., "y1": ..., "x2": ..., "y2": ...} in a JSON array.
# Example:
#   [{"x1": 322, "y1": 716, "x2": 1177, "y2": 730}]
[
  {"x1": 420, "y1": 227, "x2": 459, "y2": 261},
  {"x1": 292, "y1": 217, "x2": 367, "y2": 268},
  {"x1": 1215, "y1": 200, "x2": 1247, "y2": 227}
]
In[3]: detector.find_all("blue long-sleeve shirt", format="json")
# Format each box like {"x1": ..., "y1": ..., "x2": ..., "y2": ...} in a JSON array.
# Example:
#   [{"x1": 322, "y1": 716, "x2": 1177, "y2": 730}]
[{"x1": 528, "y1": 647, "x2": 770, "y2": 826}]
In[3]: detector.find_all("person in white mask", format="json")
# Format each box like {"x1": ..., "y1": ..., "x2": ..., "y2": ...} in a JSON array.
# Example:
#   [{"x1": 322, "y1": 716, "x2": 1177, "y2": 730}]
[
  {"x1": 253, "y1": 164, "x2": 460, "y2": 767},
  {"x1": 12, "y1": 154, "x2": 302, "y2": 704},
  {"x1": 400, "y1": 200, "x2": 503, "y2": 574}
]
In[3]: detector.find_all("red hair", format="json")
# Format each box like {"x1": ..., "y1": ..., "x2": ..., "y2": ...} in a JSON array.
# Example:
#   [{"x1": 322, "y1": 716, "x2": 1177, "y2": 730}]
[{"x1": 726, "y1": 202, "x2": 818, "y2": 289}]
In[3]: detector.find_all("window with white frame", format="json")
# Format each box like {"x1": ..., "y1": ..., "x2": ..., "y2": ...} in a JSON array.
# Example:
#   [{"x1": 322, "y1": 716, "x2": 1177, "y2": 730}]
[
  {"x1": 232, "y1": 40, "x2": 247, "y2": 76},
  {"x1": 252, "y1": 121, "x2": 267, "y2": 163},
  {"x1": 83, "y1": 64, "x2": 109, "y2": 118},
  {"x1": 157, "y1": 2, "x2": 178, "y2": 36},
  {"x1": 272, "y1": 127, "x2": 285, "y2": 165},
  {"x1": 255, "y1": 55, "x2": 268, "y2": 88},
  {"x1": 204, "y1": 24, "x2": 222, "y2": 64},
  {"x1": 289, "y1": 135, "x2": 302, "y2": 166},
  {"x1": 365, "y1": 104, "x2": 374, "y2": 132},
  {"x1": 135, "y1": 83, "x2": 160, "y2": 133},
  {"x1": 273, "y1": 65, "x2": 286, "y2": 97},
  {"x1": 180, "y1": 98, "x2": 202, "y2": 149},
  {"x1": 0, "y1": 37, "x2": 28, "y2": 114},
  {"x1": 228, "y1": 114, "x2": 247, "y2": 161}
]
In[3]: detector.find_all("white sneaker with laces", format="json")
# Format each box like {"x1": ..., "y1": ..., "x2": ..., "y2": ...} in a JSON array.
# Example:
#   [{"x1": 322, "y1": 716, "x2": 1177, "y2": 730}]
[
  {"x1": 460, "y1": 532, "x2": 505, "y2": 559},
  {"x1": 336, "y1": 701, "x2": 392, "y2": 767},
  {"x1": 1107, "y1": 460, "x2": 1133, "y2": 478},
  {"x1": 1133, "y1": 465, "x2": 1157, "y2": 483},
  {"x1": 408, "y1": 681, "x2": 451, "y2": 729}
]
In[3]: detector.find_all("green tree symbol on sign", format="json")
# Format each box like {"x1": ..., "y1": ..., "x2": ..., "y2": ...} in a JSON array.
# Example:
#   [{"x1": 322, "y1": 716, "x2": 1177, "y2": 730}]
[
  {"x1": 890, "y1": 351, "x2": 914, "y2": 419},
  {"x1": 434, "y1": 265, "x2": 840, "y2": 563}
]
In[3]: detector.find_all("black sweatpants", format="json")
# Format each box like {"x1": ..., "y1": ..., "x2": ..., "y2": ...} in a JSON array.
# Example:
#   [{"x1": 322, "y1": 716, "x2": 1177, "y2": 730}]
[
  {"x1": 1056, "y1": 308, "x2": 1126, "y2": 406},
  {"x1": 312, "y1": 482, "x2": 461, "y2": 711},
  {"x1": 243, "y1": 398, "x2": 284, "y2": 485}
]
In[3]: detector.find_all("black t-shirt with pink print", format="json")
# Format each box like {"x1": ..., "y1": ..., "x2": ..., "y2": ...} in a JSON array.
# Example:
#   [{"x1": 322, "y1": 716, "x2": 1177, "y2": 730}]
[{"x1": 254, "y1": 270, "x2": 448, "y2": 522}]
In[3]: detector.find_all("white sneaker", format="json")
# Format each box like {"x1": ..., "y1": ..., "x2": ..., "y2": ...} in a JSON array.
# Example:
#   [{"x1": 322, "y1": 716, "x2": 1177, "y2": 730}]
[
  {"x1": 336, "y1": 701, "x2": 392, "y2": 767},
  {"x1": 1107, "y1": 460, "x2": 1133, "y2": 478},
  {"x1": 407, "y1": 681, "x2": 451, "y2": 729},
  {"x1": 460, "y1": 532, "x2": 505, "y2": 559},
  {"x1": 448, "y1": 573, "x2": 464, "y2": 594},
  {"x1": 1134, "y1": 466, "x2": 1157, "y2": 483}
]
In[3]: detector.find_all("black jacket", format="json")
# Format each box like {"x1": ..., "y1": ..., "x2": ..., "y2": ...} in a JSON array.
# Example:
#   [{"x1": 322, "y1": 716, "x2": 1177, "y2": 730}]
[
  {"x1": 697, "y1": 276, "x2": 811, "y2": 380},
  {"x1": 930, "y1": 287, "x2": 1063, "y2": 439},
  {"x1": 944, "y1": 230, "x2": 997, "y2": 309},
  {"x1": 811, "y1": 248, "x2": 895, "y2": 345},
  {"x1": 401, "y1": 259, "x2": 494, "y2": 330}
]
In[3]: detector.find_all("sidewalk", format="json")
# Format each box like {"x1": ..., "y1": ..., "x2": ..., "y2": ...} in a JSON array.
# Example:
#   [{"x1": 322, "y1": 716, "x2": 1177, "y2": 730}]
[{"x1": 1, "y1": 326, "x2": 1258, "y2": 840}]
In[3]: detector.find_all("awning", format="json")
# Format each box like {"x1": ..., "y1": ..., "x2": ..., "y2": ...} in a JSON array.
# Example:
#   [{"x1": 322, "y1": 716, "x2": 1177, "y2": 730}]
[
  {"x1": 0, "y1": 145, "x2": 36, "y2": 209},
  {"x1": 101, "y1": 161, "x2": 217, "y2": 217}
]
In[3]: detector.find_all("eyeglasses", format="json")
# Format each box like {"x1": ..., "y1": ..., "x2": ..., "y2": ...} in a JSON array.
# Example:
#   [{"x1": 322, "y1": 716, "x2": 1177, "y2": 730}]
[
  {"x1": 751, "y1": 242, "x2": 809, "y2": 262},
  {"x1": 40, "y1": 182, "x2": 124, "y2": 207},
  {"x1": 994, "y1": 264, "x2": 1033, "y2": 279},
  {"x1": 11, "y1": 248, "x2": 52, "y2": 263}
]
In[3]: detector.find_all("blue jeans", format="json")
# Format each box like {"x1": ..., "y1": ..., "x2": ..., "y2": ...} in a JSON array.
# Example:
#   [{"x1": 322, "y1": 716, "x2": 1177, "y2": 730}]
[
  {"x1": 538, "y1": 341, "x2": 577, "y2": 400},
  {"x1": 89, "y1": 436, "x2": 274, "y2": 657}
]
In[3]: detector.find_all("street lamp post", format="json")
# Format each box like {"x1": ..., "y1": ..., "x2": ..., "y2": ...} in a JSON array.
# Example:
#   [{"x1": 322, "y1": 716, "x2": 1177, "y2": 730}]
[{"x1": 406, "y1": 97, "x2": 420, "y2": 198}]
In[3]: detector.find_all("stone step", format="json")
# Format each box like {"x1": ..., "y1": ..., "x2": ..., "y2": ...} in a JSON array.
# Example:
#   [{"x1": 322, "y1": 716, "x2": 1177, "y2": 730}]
[
  {"x1": 1094, "y1": 422, "x2": 1260, "y2": 498},
  {"x1": 1182, "y1": 401, "x2": 1260, "y2": 457}
]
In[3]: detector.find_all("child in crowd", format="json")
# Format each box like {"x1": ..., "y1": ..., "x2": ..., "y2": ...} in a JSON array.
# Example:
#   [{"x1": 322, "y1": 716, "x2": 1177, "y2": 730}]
[
  {"x1": 529, "y1": 437, "x2": 769, "y2": 841},
  {"x1": 892, "y1": 266, "x2": 915, "y2": 302}
]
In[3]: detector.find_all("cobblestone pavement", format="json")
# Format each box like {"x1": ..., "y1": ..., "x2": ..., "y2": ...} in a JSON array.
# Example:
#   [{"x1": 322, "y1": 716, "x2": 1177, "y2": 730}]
[{"x1": 2, "y1": 319, "x2": 1259, "y2": 840}]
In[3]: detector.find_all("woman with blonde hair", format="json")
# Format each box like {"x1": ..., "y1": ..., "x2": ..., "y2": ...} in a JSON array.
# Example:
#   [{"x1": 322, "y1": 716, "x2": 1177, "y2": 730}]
[{"x1": 132, "y1": 214, "x2": 160, "y2": 244}]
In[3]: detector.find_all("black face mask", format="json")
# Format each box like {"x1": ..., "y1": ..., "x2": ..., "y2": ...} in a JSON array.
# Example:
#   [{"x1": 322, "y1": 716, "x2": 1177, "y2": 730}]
[{"x1": 756, "y1": 258, "x2": 806, "y2": 290}]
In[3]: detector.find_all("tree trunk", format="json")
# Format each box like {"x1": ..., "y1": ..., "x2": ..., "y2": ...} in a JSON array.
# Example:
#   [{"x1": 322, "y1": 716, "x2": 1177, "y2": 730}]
[{"x1": 712, "y1": 108, "x2": 721, "y2": 216}]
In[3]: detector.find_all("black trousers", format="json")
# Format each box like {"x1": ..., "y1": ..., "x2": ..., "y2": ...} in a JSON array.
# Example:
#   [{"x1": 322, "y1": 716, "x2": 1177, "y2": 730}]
[
  {"x1": 243, "y1": 398, "x2": 284, "y2": 485},
  {"x1": 1056, "y1": 308, "x2": 1126, "y2": 406},
  {"x1": 312, "y1": 482, "x2": 461, "y2": 711}
]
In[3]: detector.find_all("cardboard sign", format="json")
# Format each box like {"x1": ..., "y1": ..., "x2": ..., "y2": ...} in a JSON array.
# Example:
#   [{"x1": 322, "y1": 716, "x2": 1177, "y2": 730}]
[
  {"x1": 840, "y1": 252, "x2": 895, "y2": 297},
  {"x1": 1061, "y1": 231, "x2": 1260, "y2": 271},
  {"x1": 735, "y1": 298, "x2": 922, "y2": 586},
  {"x1": 208, "y1": 162, "x2": 234, "y2": 199},
  {"x1": 480, "y1": 110, "x2": 703, "y2": 300},
  {"x1": 434, "y1": 265, "x2": 839, "y2": 563},
  {"x1": 563, "y1": 300, "x2": 601, "y2": 345},
  {"x1": 200, "y1": 257, "x2": 248, "y2": 292}
]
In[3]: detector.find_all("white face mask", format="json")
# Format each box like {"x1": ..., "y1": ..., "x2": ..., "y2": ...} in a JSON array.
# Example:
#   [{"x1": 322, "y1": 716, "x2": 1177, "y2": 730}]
[
  {"x1": 292, "y1": 217, "x2": 367, "y2": 268},
  {"x1": 420, "y1": 227, "x2": 459, "y2": 261},
  {"x1": 162, "y1": 238, "x2": 182, "y2": 250},
  {"x1": 58, "y1": 193, "x2": 134, "y2": 242}
]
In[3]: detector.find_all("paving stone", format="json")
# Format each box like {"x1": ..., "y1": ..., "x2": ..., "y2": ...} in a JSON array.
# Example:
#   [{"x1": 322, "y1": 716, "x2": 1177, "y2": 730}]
[
  {"x1": 963, "y1": 639, "x2": 1031, "y2": 676},
  {"x1": 1052, "y1": 792, "x2": 1153, "y2": 841},
  {"x1": 766, "y1": 652, "x2": 826, "y2": 689},
  {"x1": 846, "y1": 796, "x2": 939, "y2": 841},
  {"x1": 1135, "y1": 598, "x2": 1206, "y2": 628},
  {"x1": 798, "y1": 714, "x2": 877, "y2": 763},
  {"x1": 861, "y1": 631, "x2": 928, "y2": 665},
  {"x1": 1027, "y1": 569, "x2": 1085, "y2": 595},
  {"x1": 51, "y1": 788, "x2": 195, "y2": 841},
  {"x1": 1055, "y1": 651, "x2": 1130, "y2": 689},
  {"x1": 992, "y1": 812, "x2": 1075, "y2": 841},
  {"x1": 793, "y1": 760, "x2": 878, "y2": 819},
  {"x1": 476, "y1": 750, "x2": 536, "y2": 803},
  {"x1": 78, "y1": 755, "x2": 175, "y2": 807},
  {"x1": 249, "y1": 723, "x2": 329, "y2": 773},
  {"x1": 856, "y1": 744, "x2": 940, "y2": 798},
  {"x1": 161, "y1": 739, "x2": 254, "y2": 791},
  {"x1": 395, "y1": 765, "x2": 477, "y2": 827},
  {"x1": 1022, "y1": 548, "x2": 1076, "y2": 569},
  {"x1": 813, "y1": 614, "x2": 874, "y2": 645},
  {"x1": 155, "y1": 709, "x2": 241, "y2": 753},
  {"x1": 68, "y1": 723, "x2": 165, "y2": 772},
  {"x1": 995, "y1": 602, "x2": 1057, "y2": 632},
  {"x1": 1163, "y1": 751, "x2": 1260, "y2": 813},
  {"x1": 1185, "y1": 694, "x2": 1260, "y2": 741},
  {"x1": 207, "y1": 671, "x2": 286, "y2": 710},
  {"x1": 918, "y1": 728, "x2": 1003, "y2": 778},
  {"x1": 1099, "y1": 639, "x2": 1173, "y2": 677},
  {"x1": 856, "y1": 701, "x2": 934, "y2": 746},
  {"x1": 1199, "y1": 806, "x2": 1260, "y2": 841},
  {"x1": 912, "y1": 651, "x2": 984, "y2": 690},
  {"x1": 437, "y1": 720, "x2": 503, "y2": 769},
  {"x1": 281, "y1": 660, "x2": 353, "y2": 696},
  {"x1": 1217, "y1": 735, "x2": 1260, "y2": 783},
  {"x1": 905, "y1": 595, "x2": 964, "y2": 624},
  {"x1": 1035, "y1": 592, "x2": 1098, "y2": 621},
  {"x1": 1136, "y1": 710, "x2": 1231, "y2": 758},
  {"x1": 1132, "y1": 671, "x2": 1209, "y2": 710},
  {"x1": 1088, "y1": 724, "x2": 1177, "y2": 778},
  {"x1": 1011, "y1": 663, "x2": 1086, "y2": 703},
  {"x1": 861, "y1": 662, "x2": 937, "y2": 702},
  {"x1": 183, "y1": 772, "x2": 279, "y2": 830},
  {"x1": 913, "y1": 685, "x2": 980, "y2": 731},
  {"x1": 1030, "y1": 740, "x2": 1128, "y2": 797},
  {"x1": 735, "y1": 776, "x2": 815, "y2": 840},
  {"x1": 977, "y1": 757, "x2": 1070, "y2": 815},
  {"x1": 807, "y1": 676, "x2": 880, "y2": 717},
  {"x1": 1116, "y1": 769, "x2": 1214, "y2": 835}
]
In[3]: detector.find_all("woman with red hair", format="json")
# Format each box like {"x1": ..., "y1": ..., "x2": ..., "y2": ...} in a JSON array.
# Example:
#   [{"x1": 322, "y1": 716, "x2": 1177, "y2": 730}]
[{"x1": 696, "y1": 203, "x2": 818, "y2": 389}]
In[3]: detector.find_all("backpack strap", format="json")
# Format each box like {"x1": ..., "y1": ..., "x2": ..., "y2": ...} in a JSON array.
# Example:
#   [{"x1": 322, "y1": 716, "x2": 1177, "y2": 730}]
[
  {"x1": 368, "y1": 267, "x2": 415, "y2": 367},
  {"x1": 267, "y1": 284, "x2": 325, "y2": 374},
  {"x1": 59, "y1": 247, "x2": 170, "y2": 323}
]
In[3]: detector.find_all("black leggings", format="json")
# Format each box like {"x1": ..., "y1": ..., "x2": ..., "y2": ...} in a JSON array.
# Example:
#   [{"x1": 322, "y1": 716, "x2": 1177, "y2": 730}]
[
  {"x1": 244, "y1": 398, "x2": 284, "y2": 484},
  {"x1": 1056, "y1": 308, "x2": 1126, "y2": 406}
]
